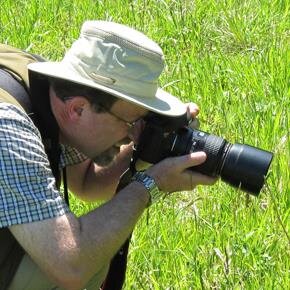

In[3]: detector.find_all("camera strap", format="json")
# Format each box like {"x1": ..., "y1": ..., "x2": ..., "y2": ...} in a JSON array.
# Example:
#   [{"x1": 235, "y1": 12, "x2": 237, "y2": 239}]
[{"x1": 101, "y1": 148, "x2": 142, "y2": 290}]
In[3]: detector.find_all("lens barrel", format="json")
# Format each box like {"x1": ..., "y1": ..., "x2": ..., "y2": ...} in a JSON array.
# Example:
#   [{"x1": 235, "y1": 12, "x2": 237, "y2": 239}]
[{"x1": 171, "y1": 128, "x2": 273, "y2": 195}]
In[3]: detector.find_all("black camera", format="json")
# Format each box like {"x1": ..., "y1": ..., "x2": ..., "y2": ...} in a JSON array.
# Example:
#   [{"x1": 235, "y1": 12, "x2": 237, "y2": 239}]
[{"x1": 135, "y1": 112, "x2": 273, "y2": 196}]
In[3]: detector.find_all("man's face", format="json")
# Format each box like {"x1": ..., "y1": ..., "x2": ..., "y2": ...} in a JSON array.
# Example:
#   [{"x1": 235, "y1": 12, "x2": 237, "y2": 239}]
[{"x1": 65, "y1": 98, "x2": 148, "y2": 166}]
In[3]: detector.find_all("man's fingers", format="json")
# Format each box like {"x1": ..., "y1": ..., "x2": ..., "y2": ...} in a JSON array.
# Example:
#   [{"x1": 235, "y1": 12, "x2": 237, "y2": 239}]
[
  {"x1": 146, "y1": 151, "x2": 217, "y2": 192},
  {"x1": 186, "y1": 102, "x2": 200, "y2": 119},
  {"x1": 171, "y1": 151, "x2": 207, "y2": 171},
  {"x1": 120, "y1": 141, "x2": 134, "y2": 152}
]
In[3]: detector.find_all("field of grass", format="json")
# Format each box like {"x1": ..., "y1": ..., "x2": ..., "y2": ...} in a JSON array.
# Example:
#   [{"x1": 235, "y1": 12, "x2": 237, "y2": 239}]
[{"x1": 1, "y1": 0, "x2": 289, "y2": 289}]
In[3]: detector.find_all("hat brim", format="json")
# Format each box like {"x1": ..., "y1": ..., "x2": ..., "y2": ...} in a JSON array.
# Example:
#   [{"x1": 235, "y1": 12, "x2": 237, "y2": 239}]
[{"x1": 28, "y1": 62, "x2": 186, "y2": 117}]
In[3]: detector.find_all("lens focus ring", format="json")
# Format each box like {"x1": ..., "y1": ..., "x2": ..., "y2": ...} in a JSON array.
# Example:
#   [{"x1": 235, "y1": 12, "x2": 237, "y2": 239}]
[{"x1": 195, "y1": 134, "x2": 226, "y2": 176}]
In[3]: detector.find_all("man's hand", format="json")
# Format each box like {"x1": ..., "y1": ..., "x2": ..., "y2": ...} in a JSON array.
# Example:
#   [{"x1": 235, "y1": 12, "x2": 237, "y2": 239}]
[
  {"x1": 133, "y1": 102, "x2": 214, "y2": 193},
  {"x1": 146, "y1": 151, "x2": 217, "y2": 193}
]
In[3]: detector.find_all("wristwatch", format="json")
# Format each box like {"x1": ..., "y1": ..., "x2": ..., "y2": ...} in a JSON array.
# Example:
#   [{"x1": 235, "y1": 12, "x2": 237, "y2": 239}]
[{"x1": 132, "y1": 171, "x2": 163, "y2": 206}]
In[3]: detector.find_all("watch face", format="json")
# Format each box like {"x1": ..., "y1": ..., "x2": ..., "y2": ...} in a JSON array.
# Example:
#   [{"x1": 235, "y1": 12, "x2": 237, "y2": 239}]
[{"x1": 133, "y1": 172, "x2": 162, "y2": 205}]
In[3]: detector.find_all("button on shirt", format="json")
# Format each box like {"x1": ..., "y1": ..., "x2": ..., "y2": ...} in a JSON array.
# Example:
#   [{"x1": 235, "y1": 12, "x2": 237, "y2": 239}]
[{"x1": 0, "y1": 103, "x2": 87, "y2": 228}]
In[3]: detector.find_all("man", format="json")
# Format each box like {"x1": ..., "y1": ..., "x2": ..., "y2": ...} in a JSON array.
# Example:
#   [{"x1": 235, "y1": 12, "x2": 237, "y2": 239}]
[{"x1": 0, "y1": 21, "x2": 215, "y2": 289}]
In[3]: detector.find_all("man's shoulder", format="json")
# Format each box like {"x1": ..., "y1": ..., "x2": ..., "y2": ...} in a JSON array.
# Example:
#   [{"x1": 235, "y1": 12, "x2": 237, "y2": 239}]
[
  {"x1": 0, "y1": 43, "x2": 39, "y2": 63},
  {"x1": 0, "y1": 100, "x2": 38, "y2": 138},
  {"x1": 0, "y1": 43, "x2": 23, "y2": 54}
]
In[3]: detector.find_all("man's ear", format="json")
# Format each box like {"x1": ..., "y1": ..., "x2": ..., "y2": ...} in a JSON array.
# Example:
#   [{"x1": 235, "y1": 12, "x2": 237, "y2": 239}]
[{"x1": 65, "y1": 97, "x2": 86, "y2": 121}]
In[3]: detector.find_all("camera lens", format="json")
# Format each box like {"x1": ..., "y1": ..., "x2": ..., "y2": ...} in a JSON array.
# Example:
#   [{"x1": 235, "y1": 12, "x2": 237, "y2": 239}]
[{"x1": 171, "y1": 128, "x2": 273, "y2": 195}]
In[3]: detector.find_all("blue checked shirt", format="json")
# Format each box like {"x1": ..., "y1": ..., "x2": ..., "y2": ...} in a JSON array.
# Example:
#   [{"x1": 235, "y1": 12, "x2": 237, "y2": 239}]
[{"x1": 0, "y1": 103, "x2": 88, "y2": 228}]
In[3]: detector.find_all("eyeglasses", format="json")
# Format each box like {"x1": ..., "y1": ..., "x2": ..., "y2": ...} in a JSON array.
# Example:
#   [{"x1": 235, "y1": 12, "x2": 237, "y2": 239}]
[
  {"x1": 99, "y1": 105, "x2": 144, "y2": 130},
  {"x1": 62, "y1": 96, "x2": 145, "y2": 131}
]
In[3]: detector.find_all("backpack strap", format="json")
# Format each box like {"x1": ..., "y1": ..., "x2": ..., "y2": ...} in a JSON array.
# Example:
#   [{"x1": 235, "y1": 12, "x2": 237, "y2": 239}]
[{"x1": 0, "y1": 69, "x2": 32, "y2": 112}]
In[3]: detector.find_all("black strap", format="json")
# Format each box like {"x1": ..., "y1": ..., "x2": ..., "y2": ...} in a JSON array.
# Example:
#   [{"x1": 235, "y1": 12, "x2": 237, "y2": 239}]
[
  {"x1": 0, "y1": 68, "x2": 32, "y2": 112},
  {"x1": 0, "y1": 228, "x2": 25, "y2": 290},
  {"x1": 101, "y1": 169, "x2": 135, "y2": 290},
  {"x1": 101, "y1": 239, "x2": 130, "y2": 290},
  {"x1": 63, "y1": 167, "x2": 69, "y2": 206}
]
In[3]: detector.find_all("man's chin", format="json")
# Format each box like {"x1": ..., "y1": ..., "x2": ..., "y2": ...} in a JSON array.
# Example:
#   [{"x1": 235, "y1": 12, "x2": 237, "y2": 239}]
[{"x1": 93, "y1": 146, "x2": 120, "y2": 166}]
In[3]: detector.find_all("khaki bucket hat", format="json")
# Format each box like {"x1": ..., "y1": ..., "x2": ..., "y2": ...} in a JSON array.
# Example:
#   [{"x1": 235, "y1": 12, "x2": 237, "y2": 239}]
[{"x1": 28, "y1": 20, "x2": 186, "y2": 116}]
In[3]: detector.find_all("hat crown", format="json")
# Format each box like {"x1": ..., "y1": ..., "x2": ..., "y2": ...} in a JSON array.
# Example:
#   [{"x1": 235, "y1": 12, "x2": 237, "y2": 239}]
[
  {"x1": 63, "y1": 21, "x2": 165, "y2": 98},
  {"x1": 81, "y1": 21, "x2": 164, "y2": 59}
]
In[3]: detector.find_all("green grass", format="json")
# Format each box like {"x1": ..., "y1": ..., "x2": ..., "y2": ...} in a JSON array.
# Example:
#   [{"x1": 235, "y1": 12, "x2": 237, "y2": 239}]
[{"x1": 1, "y1": 0, "x2": 289, "y2": 289}]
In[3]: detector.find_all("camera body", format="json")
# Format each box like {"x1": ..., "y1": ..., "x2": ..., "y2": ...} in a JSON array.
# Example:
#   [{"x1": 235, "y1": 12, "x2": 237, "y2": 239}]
[{"x1": 135, "y1": 112, "x2": 273, "y2": 195}]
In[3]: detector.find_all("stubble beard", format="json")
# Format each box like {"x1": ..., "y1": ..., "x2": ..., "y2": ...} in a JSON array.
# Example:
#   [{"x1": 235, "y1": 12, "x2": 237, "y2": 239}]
[{"x1": 93, "y1": 145, "x2": 120, "y2": 166}]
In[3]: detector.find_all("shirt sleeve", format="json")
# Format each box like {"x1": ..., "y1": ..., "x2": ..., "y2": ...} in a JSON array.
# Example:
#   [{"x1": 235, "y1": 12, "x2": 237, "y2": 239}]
[{"x1": 0, "y1": 103, "x2": 70, "y2": 228}]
